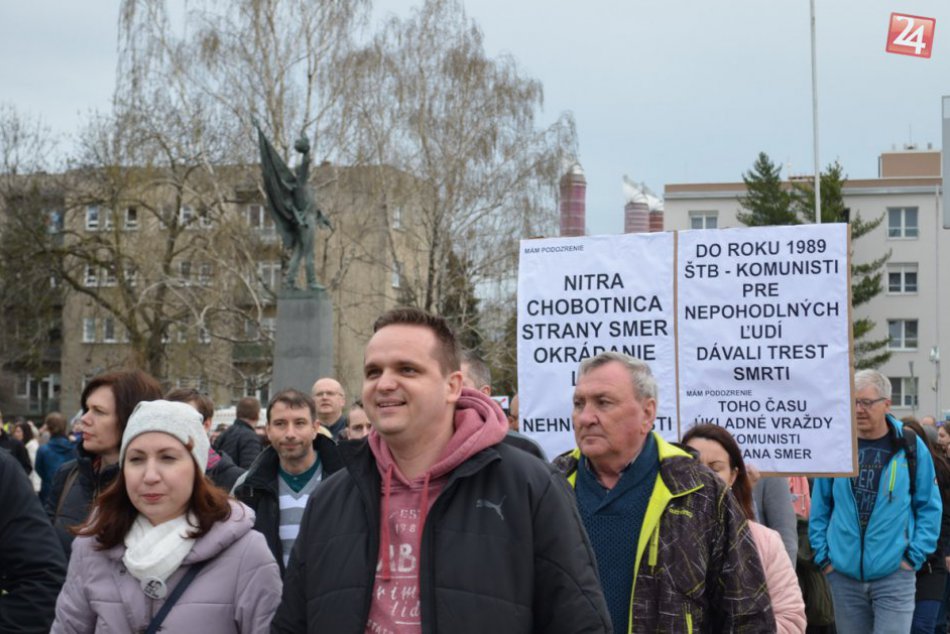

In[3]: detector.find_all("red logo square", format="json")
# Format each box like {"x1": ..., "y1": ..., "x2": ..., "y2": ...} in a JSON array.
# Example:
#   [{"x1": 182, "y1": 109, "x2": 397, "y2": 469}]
[{"x1": 886, "y1": 13, "x2": 936, "y2": 58}]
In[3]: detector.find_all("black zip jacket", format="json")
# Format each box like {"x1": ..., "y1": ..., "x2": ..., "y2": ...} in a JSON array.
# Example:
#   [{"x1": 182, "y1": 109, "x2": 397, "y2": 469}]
[
  {"x1": 232, "y1": 434, "x2": 341, "y2": 577},
  {"x1": 0, "y1": 450, "x2": 67, "y2": 633},
  {"x1": 45, "y1": 445, "x2": 119, "y2": 559},
  {"x1": 0, "y1": 431, "x2": 32, "y2": 475},
  {"x1": 206, "y1": 448, "x2": 245, "y2": 493},
  {"x1": 213, "y1": 419, "x2": 262, "y2": 469},
  {"x1": 271, "y1": 439, "x2": 611, "y2": 634}
]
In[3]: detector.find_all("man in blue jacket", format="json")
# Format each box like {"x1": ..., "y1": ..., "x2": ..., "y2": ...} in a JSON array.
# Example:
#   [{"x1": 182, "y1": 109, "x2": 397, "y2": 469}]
[{"x1": 810, "y1": 369, "x2": 942, "y2": 632}]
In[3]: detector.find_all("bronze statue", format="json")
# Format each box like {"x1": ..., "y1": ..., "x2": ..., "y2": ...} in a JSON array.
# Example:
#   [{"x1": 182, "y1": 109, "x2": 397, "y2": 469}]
[{"x1": 255, "y1": 122, "x2": 331, "y2": 290}]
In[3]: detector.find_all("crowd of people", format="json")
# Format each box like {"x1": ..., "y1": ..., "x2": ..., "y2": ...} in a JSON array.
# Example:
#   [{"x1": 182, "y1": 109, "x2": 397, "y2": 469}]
[{"x1": 0, "y1": 306, "x2": 947, "y2": 633}]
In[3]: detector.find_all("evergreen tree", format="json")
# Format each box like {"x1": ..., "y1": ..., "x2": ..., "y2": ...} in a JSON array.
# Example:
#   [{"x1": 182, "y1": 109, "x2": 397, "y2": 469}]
[
  {"x1": 792, "y1": 162, "x2": 891, "y2": 369},
  {"x1": 493, "y1": 310, "x2": 518, "y2": 398},
  {"x1": 441, "y1": 249, "x2": 482, "y2": 352},
  {"x1": 737, "y1": 152, "x2": 798, "y2": 226}
]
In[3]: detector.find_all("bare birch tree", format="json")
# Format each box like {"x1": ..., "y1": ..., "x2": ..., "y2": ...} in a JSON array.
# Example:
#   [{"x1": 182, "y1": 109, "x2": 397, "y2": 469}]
[{"x1": 342, "y1": 0, "x2": 575, "y2": 387}]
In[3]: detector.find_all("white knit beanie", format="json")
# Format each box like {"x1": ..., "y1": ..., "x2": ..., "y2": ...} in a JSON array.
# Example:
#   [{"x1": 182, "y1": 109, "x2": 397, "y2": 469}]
[{"x1": 119, "y1": 400, "x2": 209, "y2": 473}]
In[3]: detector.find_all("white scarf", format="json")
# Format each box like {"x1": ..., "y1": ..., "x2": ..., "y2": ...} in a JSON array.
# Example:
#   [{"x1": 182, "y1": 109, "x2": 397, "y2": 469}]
[{"x1": 123, "y1": 513, "x2": 197, "y2": 594}]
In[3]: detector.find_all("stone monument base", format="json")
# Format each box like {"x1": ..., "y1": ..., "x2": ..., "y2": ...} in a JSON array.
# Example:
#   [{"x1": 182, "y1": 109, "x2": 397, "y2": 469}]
[{"x1": 272, "y1": 288, "x2": 333, "y2": 394}]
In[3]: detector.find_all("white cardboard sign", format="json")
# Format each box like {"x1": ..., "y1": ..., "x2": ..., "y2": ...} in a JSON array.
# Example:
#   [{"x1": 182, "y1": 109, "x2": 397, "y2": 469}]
[
  {"x1": 517, "y1": 224, "x2": 854, "y2": 475},
  {"x1": 517, "y1": 233, "x2": 677, "y2": 454}
]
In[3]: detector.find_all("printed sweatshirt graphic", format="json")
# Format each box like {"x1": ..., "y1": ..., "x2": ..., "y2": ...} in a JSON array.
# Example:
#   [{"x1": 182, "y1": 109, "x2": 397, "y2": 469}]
[{"x1": 365, "y1": 390, "x2": 508, "y2": 634}]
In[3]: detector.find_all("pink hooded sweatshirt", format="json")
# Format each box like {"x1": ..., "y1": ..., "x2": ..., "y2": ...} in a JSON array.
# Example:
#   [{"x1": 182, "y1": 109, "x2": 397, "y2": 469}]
[{"x1": 365, "y1": 388, "x2": 508, "y2": 634}]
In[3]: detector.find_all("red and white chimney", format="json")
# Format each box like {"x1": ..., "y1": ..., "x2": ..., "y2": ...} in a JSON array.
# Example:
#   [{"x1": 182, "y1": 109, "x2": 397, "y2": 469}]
[
  {"x1": 559, "y1": 163, "x2": 586, "y2": 237},
  {"x1": 622, "y1": 175, "x2": 664, "y2": 233},
  {"x1": 624, "y1": 201, "x2": 649, "y2": 233}
]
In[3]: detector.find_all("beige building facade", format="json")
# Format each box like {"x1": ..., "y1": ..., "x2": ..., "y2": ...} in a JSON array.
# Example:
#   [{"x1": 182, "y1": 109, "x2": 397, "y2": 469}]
[
  {"x1": 2, "y1": 164, "x2": 424, "y2": 418},
  {"x1": 664, "y1": 149, "x2": 949, "y2": 420}
]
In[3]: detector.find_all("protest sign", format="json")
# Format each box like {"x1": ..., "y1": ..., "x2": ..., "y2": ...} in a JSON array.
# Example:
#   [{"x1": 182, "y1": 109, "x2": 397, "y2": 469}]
[
  {"x1": 677, "y1": 224, "x2": 854, "y2": 474},
  {"x1": 517, "y1": 233, "x2": 677, "y2": 459},
  {"x1": 517, "y1": 223, "x2": 855, "y2": 475}
]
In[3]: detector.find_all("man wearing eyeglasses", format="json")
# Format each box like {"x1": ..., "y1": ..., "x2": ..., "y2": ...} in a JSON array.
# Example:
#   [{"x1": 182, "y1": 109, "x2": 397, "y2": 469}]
[
  {"x1": 310, "y1": 377, "x2": 347, "y2": 438},
  {"x1": 810, "y1": 369, "x2": 942, "y2": 633}
]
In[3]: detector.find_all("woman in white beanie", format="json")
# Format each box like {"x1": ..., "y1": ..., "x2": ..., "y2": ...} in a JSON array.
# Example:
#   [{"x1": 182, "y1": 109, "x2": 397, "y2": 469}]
[{"x1": 52, "y1": 400, "x2": 282, "y2": 633}]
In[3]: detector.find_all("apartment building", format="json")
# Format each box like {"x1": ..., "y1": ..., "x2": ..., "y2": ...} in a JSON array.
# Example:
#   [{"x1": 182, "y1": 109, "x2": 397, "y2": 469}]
[
  {"x1": 665, "y1": 148, "x2": 948, "y2": 420},
  {"x1": 1, "y1": 164, "x2": 423, "y2": 418}
]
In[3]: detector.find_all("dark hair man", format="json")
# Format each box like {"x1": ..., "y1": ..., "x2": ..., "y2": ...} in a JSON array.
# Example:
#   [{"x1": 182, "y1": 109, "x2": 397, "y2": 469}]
[
  {"x1": 272, "y1": 308, "x2": 610, "y2": 633},
  {"x1": 232, "y1": 389, "x2": 341, "y2": 576},
  {"x1": 554, "y1": 351, "x2": 775, "y2": 632},
  {"x1": 459, "y1": 349, "x2": 547, "y2": 461},
  {"x1": 310, "y1": 377, "x2": 347, "y2": 438},
  {"x1": 810, "y1": 369, "x2": 941, "y2": 631},
  {"x1": 166, "y1": 387, "x2": 245, "y2": 492},
  {"x1": 343, "y1": 402, "x2": 372, "y2": 441},
  {"x1": 212, "y1": 396, "x2": 263, "y2": 469}
]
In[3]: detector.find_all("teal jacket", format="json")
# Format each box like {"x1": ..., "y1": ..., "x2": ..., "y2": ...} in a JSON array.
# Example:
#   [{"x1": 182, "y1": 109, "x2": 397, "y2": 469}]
[{"x1": 809, "y1": 414, "x2": 942, "y2": 581}]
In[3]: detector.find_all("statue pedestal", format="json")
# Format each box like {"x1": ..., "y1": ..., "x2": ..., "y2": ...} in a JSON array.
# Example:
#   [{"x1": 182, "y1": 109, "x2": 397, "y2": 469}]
[{"x1": 272, "y1": 288, "x2": 333, "y2": 395}]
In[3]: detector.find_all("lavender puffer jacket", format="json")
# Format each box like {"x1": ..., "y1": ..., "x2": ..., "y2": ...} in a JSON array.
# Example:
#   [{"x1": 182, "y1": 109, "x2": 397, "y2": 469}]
[{"x1": 51, "y1": 500, "x2": 281, "y2": 633}]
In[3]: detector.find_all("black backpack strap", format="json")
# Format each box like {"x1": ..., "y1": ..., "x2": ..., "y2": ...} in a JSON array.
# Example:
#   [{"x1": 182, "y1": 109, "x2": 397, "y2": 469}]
[
  {"x1": 902, "y1": 426, "x2": 917, "y2": 499},
  {"x1": 144, "y1": 561, "x2": 207, "y2": 634},
  {"x1": 54, "y1": 463, "x2": 80, "y2": 521}
]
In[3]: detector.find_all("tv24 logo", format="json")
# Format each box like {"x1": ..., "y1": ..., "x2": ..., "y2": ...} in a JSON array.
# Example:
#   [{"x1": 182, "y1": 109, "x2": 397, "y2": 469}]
[{"x1": 886, "y1": 13, "x2": 936, "y2": 59}]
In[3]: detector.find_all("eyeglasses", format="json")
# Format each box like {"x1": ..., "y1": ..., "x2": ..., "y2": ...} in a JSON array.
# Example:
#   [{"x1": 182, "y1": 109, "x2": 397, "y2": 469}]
[
  {"x1": 313, "y1": 391, "x2": 341, "y2": 398},
  {"x1": 855, "y1": 397, "x2": 887, "y2": 409}
]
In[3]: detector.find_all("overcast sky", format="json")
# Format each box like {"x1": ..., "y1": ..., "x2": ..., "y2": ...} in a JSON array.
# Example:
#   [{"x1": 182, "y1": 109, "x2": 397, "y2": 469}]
[{"x1": 2, "y1": 1, "x2": 947, "y2": 234}]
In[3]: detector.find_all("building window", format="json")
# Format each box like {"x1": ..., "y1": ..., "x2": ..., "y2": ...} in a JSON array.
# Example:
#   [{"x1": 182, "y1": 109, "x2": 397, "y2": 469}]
[
  {"x1": 887, "y1": 263, "x2": 918, "y2": 294},
  {"x1": 888, "y1": 207, "x2": 919, "y2": 239},
  {"x1": 85, "y1": 206, "x2": 100, "y2": 231},
  {"x1": 15, "y1": 374, "x2": 29, "y2": 398},
  {"x1": 124, "y1": 265, "x2": 138, "y2": 287},
  {"x1": 888, "y1": 319, "x2": 918, "y2": 350},
  {"x1": 247, "y1": 204, "x2": 276, "y2": 238},
  {"x1": 259, "y1": 261, "x2": 281, "y2": 290},
  {"x1": 391, "y1": 262, "x2": 401, "y2": 289},
  {"x1": 179, "y1": 260, "x2": 192, "y2": 284},
  {"x1": 392, "y1": 205, "x2": 403, "y2": 230},
  {"x1": 198, "y1": 262, "x2": 213, "y2": 286},
  {"x1": 16, "y1": 374, "x2": 57, "y2": 412},
  {"x1": 179, "y1": 205, "x2": 195, "y2": 227},
  {"x1": 889, "y1": 376, "x2": 919, "y2": 408},
  {"x1": 124, "y1": 207, "x2": 139, "y2": 230},
  {"x1": 47, "y1": 209, "x2": 64, "y2": 233},
  {"x1": 247, "y1": 204, "x2": 264, "y2": 228},
  {"x1": 102, "y1": 265, "x2": 117, "y2": 287},
  {"x1": 198, "y1": 326, "x2": 211, "y2": 344},
  {"x1": 261, "y1": 317, "x2": 276, "y2": 339},
  {"x1": 242, "y1": 376, "x2": 270, "y2": 404},
  {"x1": 103, "y1": 317, "x2": 117, "y2": 343},
  {"x1": 82, "y1": 318, "x2": 96, "y2": 343},
  {"x1": 83, "y1": 265, "x2": 98, "y2": 287},
  {"x1": 689, "y1": 210, "x2": 718, "y2": 230},
  {"x1": 198, "y1": 207, "x2": 213, "y2": 229}
]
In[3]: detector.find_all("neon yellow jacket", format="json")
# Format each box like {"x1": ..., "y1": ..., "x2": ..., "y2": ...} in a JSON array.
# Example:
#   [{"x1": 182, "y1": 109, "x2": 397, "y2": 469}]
[{"x1": 554, "y1": 433, "x2": 775, "y2": 633}]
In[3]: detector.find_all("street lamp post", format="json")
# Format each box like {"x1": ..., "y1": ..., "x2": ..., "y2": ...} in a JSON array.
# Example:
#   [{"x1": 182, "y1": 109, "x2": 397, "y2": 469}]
[{"x1": 810, "y1": 0, "x2": 821, "y2": 224}]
